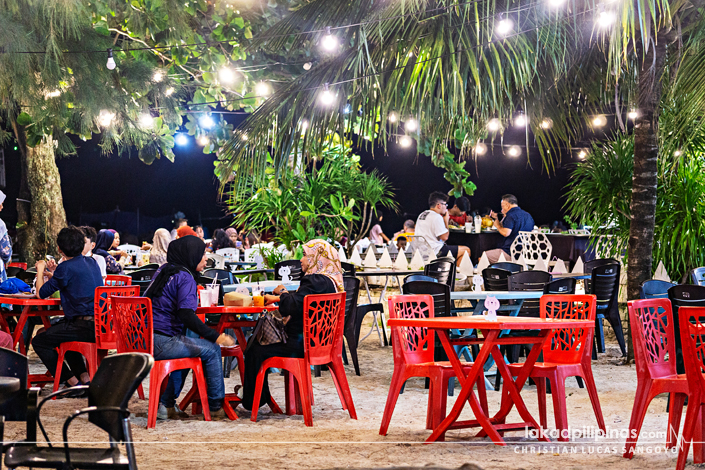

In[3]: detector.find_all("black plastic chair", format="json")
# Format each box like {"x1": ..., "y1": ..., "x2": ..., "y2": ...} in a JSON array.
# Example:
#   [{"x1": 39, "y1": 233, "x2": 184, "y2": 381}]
[
  {"x1": 690, "y1": 267, "x2": 705, "y2": 286},
  {"x1": 340, "y1": 262, "x2": 356, "y2": 277},
  {"x1": 424, "y1": 259, "x2": 456, "y2": 290},
  {"x1": 639, "y1": 279, "x2": 676, "y2": 299},
  {"x1": 482, "y1": 268, "x2": 511, "y2": 291},
  {"x1": 274, "y1": 260, "x2": 303, "y2": 281},
  {"x1": 340, "y1": 277, "x2": 384, "y2": 376},
  {"x1": 202, "y1": 268, "x2": 235, "y2": 285},
  {"x1": 668, "y1": 285, "x2": 705, "y2": 374},
  {"x1": 589, "y1": 262, "x2": 626, "y2": 357},
  {"x1": 0, "y1": 347, "x2": 39, "y2": 448},
  {"x1": 402, "y1": 280, "x2": 452, "y2": 318},
  {"x1": 508, "y1": 271, "x2": 552, "y2": 317},
  {"x1": 127, "y1": 268, "x2": 157, "y2": 295},
  {"x1": 403, "y1": 274, "x2": 437, "y2": 284},
  {"x1": 490, "y1": 262, "x2": 524, "y2": 273},
  {"x1": 139, "y1": 263, "x2": 159, "y2": 270},
  {"x1": 5, "y1": 267, "x2": 23, "y2": 278},
  {"x1": 543, "y1": 278, "x2": 577, "y2": 295},
  {"x1": 584, "y1": 258, "x2": 620, "y2": 292},
  {"x1": 4, "y1": 353, "x2": 153, "y2": 470}
]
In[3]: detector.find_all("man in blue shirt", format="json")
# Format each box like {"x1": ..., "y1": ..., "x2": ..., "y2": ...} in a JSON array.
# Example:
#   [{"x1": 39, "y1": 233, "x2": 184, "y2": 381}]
[
  {"x1": 33, "y1": 226, "x2": 103, "y2": 393},
  {"x1": 483, "y1": 194, "x2": 535, "y2": 264}
]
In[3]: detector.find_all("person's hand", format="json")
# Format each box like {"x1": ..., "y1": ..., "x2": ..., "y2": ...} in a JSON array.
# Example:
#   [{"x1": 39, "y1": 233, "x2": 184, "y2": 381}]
[
  {"x1": 273, "y1": 285, "x2": 288, "y2": 295},
  {"x1": 141, "y1": 243, "x2": 152, "y2": 251},
  {"x1": 489, "y1": 210, "x2": 499, "y2": 220},
  {"x1": 45, "y1": 259, "x2": 57, "y2": 272},
  {"x1": 216, "y1": 334, "x2": 235, "y2": 347},
  {"x1": 35, "y1": 260, "x2": 46, "y2": 272},
  {"x1": 264, "y1": 294, "x2": 280, "y2": 305}
]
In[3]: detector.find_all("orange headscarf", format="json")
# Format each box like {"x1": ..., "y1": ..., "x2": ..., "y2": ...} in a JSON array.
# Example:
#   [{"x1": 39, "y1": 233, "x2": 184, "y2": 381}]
[
  {"x1": 176, "y1": 226, "x2": 198, "y2": 238},
  {"x1": 302, "y1": 239, "x2": 344, "y2": 292}
]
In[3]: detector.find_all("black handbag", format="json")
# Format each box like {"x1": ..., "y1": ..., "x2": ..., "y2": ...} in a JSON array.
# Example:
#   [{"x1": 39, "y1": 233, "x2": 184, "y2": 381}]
[{"x1": 246, "y1": 309, "x2": 288, "y2": 352}]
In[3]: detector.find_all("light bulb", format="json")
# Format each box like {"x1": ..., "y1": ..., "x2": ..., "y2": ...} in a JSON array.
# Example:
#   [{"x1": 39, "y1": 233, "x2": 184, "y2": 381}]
[
  {"x1": 175, "y1": 134, "x2": 189, "y2": 146},
  {"x1": 139, "y1": 113, "x2": 154, "y2": 128},
  {"x1": 514, "y1": 114, "x2": 527, "y2": 127},
  {"x1": 487, "y1": 118, "x2": 501, "y2": 132},
  {"x1": 301, "y1": 120, "x2": 309, "y2": 130},
  {"x1": 399, "y1": 136, "x2": 413, "y2": 148},
  {"x1": 592, "y1": 115, "x2": 607, "y2": 127},
  {"x1": 319, "y1": 85, "x2": 336, "y2": 106},
  {"x1": 388, "y1": 113, "x2": 398, "y2": 123},
  {"x1": 496, "y1": 18, "x2": 514, "y2": 36},
  {"x1": 405, "y1": 118, "x2": 418, "y2": 132},
  {"x1": 508, "y1": 145, "x2": 521, "y2": 157},
  {"x1": 321, "y1": 27, "x2": 338, "y2": 51},
  {"x1": 152, "y1": 70, "x2": 164, "y2": 82},
  {"x1": 98, "y1": 110, "x2": 115, "y2": 127},
  {"x1": 165, "y1": 87, "x2": 175, "y2": 96},
  {"x1": 106, "y1": 48, "x2": 116, "y2": 70},
  {"x1": 474, "y1": 142, "x2": 488, "y2": 156},
  {"x1": 548, "y1": 0, "x2": 567, "y2": 6},
  {"x1": 674, "y1": 149, "x2": 683, "y2": 156},
  {"x1": 578, "y1": 150, "x2": 588, "y2": 159},
  {"x1": 627, "y1": 110, "x2": 638, "y2": 119},
  {"x1": 255, "y1": 82, "x2": 271, "y2": 96},
  {"x1": 344, "y1": 104, "x2": 352, "y2": 114},
  {"x1": 198, "y1": 136, "x2": 210, "y2": 146},
  {"x1": 303, "y1": 62, "x2": 312, "y2": 71},
  {"x1": 598, "y1": 10, "x2": 616, "y2": 27},
  {"x1": 219, "y1": 67, "x2": 236, "y2": 84},
  {"x1": 242, "y1": 134, "x2": 248, "y2": 141},
  {"x1": 540, "y1": 118, "x2": 553, "y2": 130},
  {"x1": 199, "y1": 115, "x2": 216, "y2": 129}
]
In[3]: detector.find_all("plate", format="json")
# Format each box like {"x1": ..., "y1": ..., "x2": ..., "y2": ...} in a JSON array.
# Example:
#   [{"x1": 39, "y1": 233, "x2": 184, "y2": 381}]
[{"x1": 0, "y1": 292, "x2": 35, "y2": 298}]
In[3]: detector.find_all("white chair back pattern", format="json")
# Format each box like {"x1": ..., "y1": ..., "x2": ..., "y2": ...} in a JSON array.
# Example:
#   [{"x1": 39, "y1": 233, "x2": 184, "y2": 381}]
[
  {"x1": 509, "y1": 231, "x2": 552, "y2": 266},
  {"x1": 215, "y1": 248, "x2": 240, "y2": 261},
  {"x1": 406, "y1": 235, "x2": 435, "y2": 262},
  {"x1": 118, "y1": 244, "x2": 141, "y2": 256},
  {"x1": 244, "y1": 248, "x2": 256, "y2": 263},
  {"x1": 206, "y1": 253, "x2": 225, "y2": 270}
]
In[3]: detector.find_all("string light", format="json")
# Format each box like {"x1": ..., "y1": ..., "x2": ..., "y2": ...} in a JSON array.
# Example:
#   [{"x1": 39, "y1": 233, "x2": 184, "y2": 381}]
[
  {"x1": 199, "y1": 115, "x2": 216, "y2": 129},
  {"x1": 255, "y1": 82, "x2": 271, "y2": 96},
  {"x1": 388, "y1": 112, "x2": 398, "y2": 123},
  {"x1": 165, "y1": 87, "x2": 175, "y2": 96},
  {"x1": 627, "y1": 110, "x2": 638, "y2": 119},
  {"x1": 44, "y1": 90, "x2": 61, "y2": 98},
  {"x1": 508, "y1": 145, "x2": 522, "y2": 157},
  {"x1": 321, "y1": 27, "x2": 338, "y2": 52},
  {"x1": 548, "y1": 0, "x2": 567, "y2": 7},
  {"x1": 540, "y1": 118, "x2": 553, "y2": 129},
  {"x1": 98, "y1": 110, "x2": 115, "y2": 127},
  {"x1": 303, "y1": 62, "x2": 312, "y2": 70},
  {"x1": 578, "y1": 150, "x2": 588, "y2": 159},
  {"x1": 514, "y1": 113, "x2": 527, "y2": 127},
  {"x1": 674, "y1": 149, "x2": 683, "y2": 156},
  {"x1": 598, "y1": 7, "x2": 615, "y2": 27},
  {"x1": 344, "y1": 103, "x2": 352, "y2": 114},
  {"x1": 474, "y1": 142, "x2": 488, "y2": 156},
  {"x1": 219, "y1": 67, "x2": 236, "y2": 84},
  {"x1": 301, "y1": 120, "x2": 309, "y2": 130},
  {"x1": 399, "y1": 135, "x2": 413, "y2": 147},
  {"x1": 487, "y1": 118, "x2": 501, "y2": 132},
  {"x1": 139, "y1": 113, "x2": 154, "y2": 128},
  {"x1": 405, "y1": 118, "x2": 419, "y2": 132},
  {"x1": 106, "y1": 48, "x2": 116, "y2": 70},
  {"x1": 152, "y1": 70, "x2": 164, "y2": 82},
  {"x1": 592, "y1": 115, "x2": 607, "y2": 127},
  {"x1": 496, "y1": 16, "x2": 514, "y2": 36},
  {"x1": 242, "y1": 134, "x2": 248, "y2": 141},
  {"x1": 319, "y1": 83, "x2": 336, "y2": 106},
  {"x1": 175, "y1": 134, "x2": 189, "y2": 146},
  {"x1": 198, "y1": 136, "x2": 210, "y2": 146}
]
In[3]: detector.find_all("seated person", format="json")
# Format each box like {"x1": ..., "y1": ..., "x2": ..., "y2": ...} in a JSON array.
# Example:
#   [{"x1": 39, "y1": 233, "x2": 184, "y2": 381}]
[
  {"x1": 94, "y1": 229, "x2": 124, "y2": 274},
  {"x1": 393, "y1": 219, "x2": 415, "y2": 240},
  {"x1": 81, "y1": 226, "x2": 107, "y2": 278},
  {"x1": 482, "y1": 194, "x2": 535, "y2": 264},
  {"x1": 395, "y1": 236, "x2": 408, "y2": 252},
  {"x1": 194, "y1": 225, "x2": 205, "y2": 239},
  {"x1": 210, "y1": 228, "x2": 233, "y2": 253},
  {"x1": 33, "y1": 226, "x2": 103, "y2": 391},
  {"x1": 448, "y1": 196, "x2": 470, "y2": 227},
  {"x1": 240, "y1": 239, "x2": 343, "y2": 411},
  {"x1": 225, "y1": 228, "x2": 240, "y2": 248},
  {"x1": 415, "y1": 192, "x2": 470, "y2": 263},
  {"x1": 176, "y1": 225, "x2": 198, "y2": 239},
  {"x1": 369, "y1": 215, "x2": 390, "y2": 245},
  {"x1": 145, "y1": 235, "x2": 235, "y2": 420},
  {"x1": 142, "y1": 228, "x2": 171, "y2": 266}
]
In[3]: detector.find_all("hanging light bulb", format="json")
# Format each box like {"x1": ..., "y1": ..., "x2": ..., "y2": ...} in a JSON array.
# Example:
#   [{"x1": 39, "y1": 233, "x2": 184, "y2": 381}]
[
  {"x1": 319, "y1": 83, "x2": 336, "y2": 106},
  {"x1": 165, "y1": 87, "x2": 175, "y2": 96},
  {"x1": 592, "y1": 115, "x2": 607, "y2": 127},
  {"x1": 578, "y1": 150, "x2": 588, "y2": 159},
  {"x1": 405, "y1": 118, "x2": 419, "y2": 132},
  {"x1": 152, "y1": 70, "x2": 164, "y2": 82},
  {"x1": 106, "y1": 48, "x2": 116, "y2": 70},
  {"x1": 388, "y1": 112, "x2": 398, "y2": 123},
  {"x1": 674, "y1": 149, "x2": 683, "y2": 156},
  {"x1": 242, "y1": 134, "x2": 248, "y2": 141},
  {"x1": 303, "y1": 62, "x2": 312, "y2": 71},
  {"x1": 496, "y1": 16, "x2": 514, "y2": 36},
  {"x1": 627, "y1": 109, "x2": 638, "y2": 119},
  {"x1": 255, "y1": 82, "x2": 271, "y2": 96},
  {"x1": 487, "y1": 118, "x2": 501, "y2": 132},
  {"x1": 98, "y1": 110, "x2": 115, "y2": 127},
  {"x1": 321, "y1": 27, "x2": 338, "y2": 52},
  {"x1": 514, "y1": 114, "x2": 527, "y2": 127},
  {"x1": 199, "y1": 115, "x2": 216, "y2": 129},
  {"x1": 507, "y1": 145, "x2": 521, "y2": 157},
  {"x1": 598, "y1": 7, "x2": 616, "y2": 27},
  {"x1": 139, "y1": 113, "x2": 154, "y2": 128},
  {"x1": 540, "y1": 118, "x2": 553, "y2": 129},
  {"x1": 399, "y1": 135, "x2": 413, "y2": 148},
  {"x1": 548, "y1": 0, "x2": 567, "y2": 6},
  {"x1": 474, "y1": 142, "x2": 488, "y2": 156},
  {"x1": 198, "y1": 136, "x2": 210, "y2": 146},
  {"x1": 219, "y1": 67, "x2": 236, "y2": 84},
  {"x1": 175, "y1": 133, "x2": 189, "y2": 146}
]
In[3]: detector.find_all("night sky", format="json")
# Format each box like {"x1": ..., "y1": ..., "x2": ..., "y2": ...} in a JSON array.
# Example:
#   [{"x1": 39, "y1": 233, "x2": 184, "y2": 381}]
[{"x1": 1, "y1": 121, "x2": 579, "y2": 240}]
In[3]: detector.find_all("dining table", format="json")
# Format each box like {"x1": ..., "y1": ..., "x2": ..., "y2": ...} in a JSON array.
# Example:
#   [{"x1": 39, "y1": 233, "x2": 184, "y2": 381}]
[{"x1": 386, "y1": 315, "x2": 593, "y2": 444}]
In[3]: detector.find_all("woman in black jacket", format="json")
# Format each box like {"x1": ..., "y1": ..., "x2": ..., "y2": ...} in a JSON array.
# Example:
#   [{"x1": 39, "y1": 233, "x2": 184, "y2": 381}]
[{"x1": 240, "y1": 239, "x2": 344, "y2": 411}]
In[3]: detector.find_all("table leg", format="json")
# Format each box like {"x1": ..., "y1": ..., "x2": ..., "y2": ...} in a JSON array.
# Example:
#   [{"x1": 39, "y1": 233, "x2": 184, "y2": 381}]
[
  {"x1": 376, "y1": 276, "x2": 391, "y2": 347},
  {"x1": 12, "y1": 306, "x2": 31, "y2": 355},
  {"x1": 359, "y1": 277, "x2": 383, "y2": 346},
  {"x1": 428, "y1": 330, "x2": 504, "y2": 444}
]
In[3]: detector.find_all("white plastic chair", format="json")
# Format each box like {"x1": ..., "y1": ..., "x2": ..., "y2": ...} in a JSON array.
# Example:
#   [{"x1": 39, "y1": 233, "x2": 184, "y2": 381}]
[
  {"x1": 206, "y1": 253, "x2": 225, "y2": 270},
  {"x1": 243, "y1": 248, "x2": 256, "y2": 263},
  {"x1": 405, "y1": 235, "x2": 435, "y2": 262},
  {"x1": 117, "y1": 244, "x2": 141, "y2": 256},
  {"x1": 215, "y1": 248, "x2": 240, "y2": 261},
  {"x1": 509, "y1": 231, "x2": 552, "y2": 266}
]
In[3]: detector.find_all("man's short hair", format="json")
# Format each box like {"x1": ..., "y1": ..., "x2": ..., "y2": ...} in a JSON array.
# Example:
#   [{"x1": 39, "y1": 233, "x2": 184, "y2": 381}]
[
  {"x1": 57, "y1": 226, "x2": 87, "y2": 257},
  {"x1": 397, "y1": 236, "x2": 407, "y2": 242},
  {"x1": 454, "y1": 196, "x2": 470, "y2": 213},
  {"x1": 403, "y1": 219, "x2": 415, "y2": 230},
  {"x1": 502, "y1": 194, "x2": 518, "y2": 206},
  {"x1": 80, "y1": 226, "x2": 97, "y2": 243},
  {"x1": 428, "y1": 191, "x2": 449, "y2": 209}
]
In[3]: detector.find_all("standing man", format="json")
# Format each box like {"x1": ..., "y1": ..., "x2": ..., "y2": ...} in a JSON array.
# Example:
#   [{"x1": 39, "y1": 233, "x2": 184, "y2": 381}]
[
  {"x1": 415, "y1": 192, "x2": 470, "y2": 263},
  {"x1": 482, "y1": 194, "x2": 535, "y2": 264}
]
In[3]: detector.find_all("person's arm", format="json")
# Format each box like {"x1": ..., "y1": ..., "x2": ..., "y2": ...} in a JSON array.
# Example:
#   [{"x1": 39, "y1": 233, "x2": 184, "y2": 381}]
[
  {"x1": 104, "y1": 254, "x2": 122, "y2": 274},
  {"x1": 0, "y1": 232, "x2": 11, "y2": 263},
  {"x1": 491, "y1": 211, "x2": 513, "y2": 237},
  {"x1": 36, "y1": 261, "x2": 60, "y2": 299},
  {"x1": 381, "y1": 232, "x2": 391, "y2": 243},
  {"x1": 173, "y1": 308, "x2": 222, "y2": 343},
  {"x1": 437, "y1": 212, "x2": 450, "y2": 241}
]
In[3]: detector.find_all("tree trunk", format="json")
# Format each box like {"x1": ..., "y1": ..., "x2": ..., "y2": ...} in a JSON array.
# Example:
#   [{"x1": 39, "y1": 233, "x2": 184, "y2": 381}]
[
  {"x1": 12, "y1": 126, "x2": 67, "y2": 264},
  {"x1": 626, "y1": 38, "x2": 667, "y2": 360}
]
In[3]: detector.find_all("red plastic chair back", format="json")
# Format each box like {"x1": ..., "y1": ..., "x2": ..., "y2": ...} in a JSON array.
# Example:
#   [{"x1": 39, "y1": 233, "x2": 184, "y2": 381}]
[
  {"x1": 678, "y1": 306, "x2": 705, "y2": 395},
  {"x1": 628, "y1": 299, "x2": 678, "y2": 380},
  {"x1": 540, "y1": 295, "x2": 596, "y2": 364},
  {"x1": 94, "y1": 286, "x2": 139, "y2": 350},
  {"x1": 387, "y1": 295, "x2": 435, "y2": 365},
  {"x1": 303, "y1": 292, "x2": 346, "y2": 366},
  {"x1": 7, "y1": 262, "x2": 27, "y2": 270},
  {"x1": 112, "y1": 296, "x2": 154, "y2": 356},
  {"x1": 105, "y1": 275, "x2": 132, "y2": 286}
]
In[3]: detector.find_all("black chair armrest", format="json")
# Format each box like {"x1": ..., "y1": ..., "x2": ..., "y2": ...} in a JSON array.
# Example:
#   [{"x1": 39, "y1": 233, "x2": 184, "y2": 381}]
[
  {"x1": 37, "y1": 386, "x2": 89, "y2": 447},
  {"x1": 357, "y1": 303, "x2": 383, "y2": 315},
  {"x1": 62, "y1": 405, "x2": 130, "y2": 469}
]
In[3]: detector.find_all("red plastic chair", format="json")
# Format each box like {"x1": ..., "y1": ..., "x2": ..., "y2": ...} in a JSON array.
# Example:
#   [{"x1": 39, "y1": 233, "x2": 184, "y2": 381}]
[
  {"x1": 676, "y1": 306, "x2": 705, "y2": 470},
  {"x1": 623, "y1": 299, "x2": 688, "y2": 458},
  {"x1": 52, "y1": 286, "x2": 139, "y2": 394},
  {"x1": 104, "y1": 275, "x2": 132, "y2": 286},
  {"x1": 250, "y1": 292, "x2": 356, "y2": 426},
  {"x1": 379, "y1": 295, "x2": 488, "y2": 435},
  {"x1": 7, "y1": 262, "x2": 27, "y2": 270},
  {"x1": 507, "y1": 294, "x2": 604, "y2": 442},
  {"x1": 112, "y1": 296, "x2": 211, "y2": 428}
]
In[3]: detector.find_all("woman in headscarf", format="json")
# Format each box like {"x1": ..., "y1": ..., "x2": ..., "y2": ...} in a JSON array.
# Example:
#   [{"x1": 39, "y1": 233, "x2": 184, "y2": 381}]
[
  {"x1": 146, "y1": 235, "x2": 235, "y2": 420},
  {"x1": 94, "y1": 230, "x2": 123, "y2": 274},
  {"x1": 0, "y1": 191, "x2": 11, "y2": 283},
  {"x1": 147, "y1": 228, "x2": 171, "y2": 266},
  {"x1": 210, "y1": 228, "x2": 232, "y2": 253},
  {"x1": 240, "y1": 239, "x2": 344, "y2": 411},
  {"x1": 176, "y1": 225, "x2": 198, "y2": 239},
  {"x1": 225, "y1": 228, "x2": 239, "y2": 248}
]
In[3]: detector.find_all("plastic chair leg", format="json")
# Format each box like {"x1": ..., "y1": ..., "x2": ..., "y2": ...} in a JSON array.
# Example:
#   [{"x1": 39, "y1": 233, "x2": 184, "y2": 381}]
[
  {"x1": 379, "y1": 368, "x2": 407, "y2": 436},
  {"x1": 668, "y1": 392, "x2": 686, "y2": 449},
  {"x1": 548, "y1": 373, "x2": 569, "y2": 442},
  {"x1": 582, "y1": 367, "x2": 606, "y2": 431},
  {"x1": 52, "y1": 348, "x2": 66, "y2": 395},
  {"x1": 147, "y1": 364, "x2": 168, "y2": 429},
  {"x1": 535, "y1": 376, "x2": 548, "y2": 431},
  {"x1": 623, "y1": 379, "x2": 654, "y2": 458},
  {"x1": 137, "y1": 384, "x2": 145, "y2": 400},
  {"x1": 191, "y1": 362, "x2": 212, "y2": 422},
  {"x1": 677, "y1": 397, "x2": 701, "y2": 470}
]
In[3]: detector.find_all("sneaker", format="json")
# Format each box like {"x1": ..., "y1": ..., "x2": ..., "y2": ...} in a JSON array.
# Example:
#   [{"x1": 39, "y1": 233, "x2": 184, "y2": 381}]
[
  {"x1": 157, "y1": 403, "x2": 193, "y2": 420},
  {"x1": 209, "y1": 408, "x2": 229, "y2": 421},
  {"x1": 157, "y1": 403, "x2": 169, "y2": 420}
]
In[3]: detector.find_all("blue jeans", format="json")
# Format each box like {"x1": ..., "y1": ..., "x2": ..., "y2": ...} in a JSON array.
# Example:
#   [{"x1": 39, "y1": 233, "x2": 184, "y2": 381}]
[{"x1": 153, "y1": 333, "x2": 224, "y2": 411}]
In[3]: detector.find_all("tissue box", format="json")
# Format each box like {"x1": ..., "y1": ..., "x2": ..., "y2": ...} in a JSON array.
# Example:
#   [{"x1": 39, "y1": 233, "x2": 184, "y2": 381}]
[{"x1": 224, "y1": 292, "x2": 253, "y2": 307}]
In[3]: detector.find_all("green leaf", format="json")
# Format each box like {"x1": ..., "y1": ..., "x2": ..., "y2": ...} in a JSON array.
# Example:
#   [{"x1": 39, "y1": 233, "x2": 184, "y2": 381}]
[
  {"x1": 234, "y1": 17, "x2": 245, "y2": 29},
  {"x1": 16, "y1": 112, "x2": 32, "y2": 126}
]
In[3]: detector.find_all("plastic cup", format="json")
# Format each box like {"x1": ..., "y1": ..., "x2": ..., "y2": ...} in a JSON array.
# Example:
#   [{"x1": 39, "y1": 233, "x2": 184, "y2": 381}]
[
  {"x1": 253, "y1": 295, "x2": 264, "y2": 307},
  {"x1": 199, "y1": 289, "x2": 211, "y2": 308}
]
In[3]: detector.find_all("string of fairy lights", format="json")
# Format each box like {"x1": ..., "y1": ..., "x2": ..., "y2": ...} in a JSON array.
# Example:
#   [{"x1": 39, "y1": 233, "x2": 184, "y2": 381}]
[{"x1": 7, "y1": 0, "x2": 648, "y2": 158}]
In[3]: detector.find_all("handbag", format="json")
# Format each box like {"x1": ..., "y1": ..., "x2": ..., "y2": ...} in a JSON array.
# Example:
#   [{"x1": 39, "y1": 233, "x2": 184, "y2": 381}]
[{"x1": 246, "y1": 309, "x2": 288, "y2": 352}]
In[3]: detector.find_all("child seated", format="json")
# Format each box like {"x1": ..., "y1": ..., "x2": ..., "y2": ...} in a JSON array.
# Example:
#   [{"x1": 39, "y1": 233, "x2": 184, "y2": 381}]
[{"x1": 33, "y1": 226, "x2": 103, "y2": 392}]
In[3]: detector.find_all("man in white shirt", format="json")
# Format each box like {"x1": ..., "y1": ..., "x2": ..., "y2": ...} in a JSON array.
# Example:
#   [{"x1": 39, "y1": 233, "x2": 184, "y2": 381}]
[
  {"x1": 414, "y1": 192, "x2": 470, "y2": 263},
  {"x1": 81, "y1": 226, "x2": 107, "y2": 278}
]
